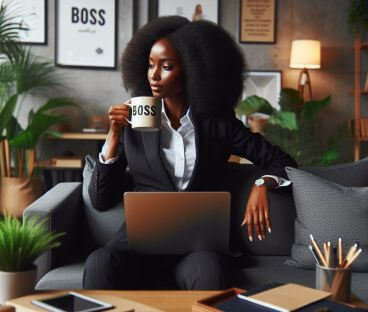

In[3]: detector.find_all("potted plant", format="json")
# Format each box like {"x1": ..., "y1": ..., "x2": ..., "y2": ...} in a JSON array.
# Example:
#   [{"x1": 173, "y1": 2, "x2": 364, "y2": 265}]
[
  {"x1": 0, "y1": 4, "x2": 77, "y2": 217},
  {"x1": 347, "y1": 0, "x2": 368, "y2": 34},
  {"x1": 0, "y1": 215, "x2": 64, "y2": 303},
  {"x1": 236, "y1": 88, "x2": 351, "y2": 166},
  {"x1": 235, "y1": 95, "x2": 297, "y2": 133}
]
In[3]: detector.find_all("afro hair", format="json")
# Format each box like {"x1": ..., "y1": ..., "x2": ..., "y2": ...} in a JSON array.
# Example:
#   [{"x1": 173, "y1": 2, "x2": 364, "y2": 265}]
[{"x1": 121, "y1": 16, "x2": 246, "y2": 117}]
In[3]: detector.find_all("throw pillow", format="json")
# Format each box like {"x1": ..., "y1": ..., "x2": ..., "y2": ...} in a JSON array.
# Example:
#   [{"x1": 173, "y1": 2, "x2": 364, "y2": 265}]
[{"x1": 285, "y1": 167, "x2": 368, "y2": 272}]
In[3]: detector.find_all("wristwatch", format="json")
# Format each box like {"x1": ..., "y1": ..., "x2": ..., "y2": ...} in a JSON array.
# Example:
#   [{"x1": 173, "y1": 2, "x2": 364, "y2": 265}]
[{"x1": 254, "y1": 178, "x2": 267, "y2": 187}]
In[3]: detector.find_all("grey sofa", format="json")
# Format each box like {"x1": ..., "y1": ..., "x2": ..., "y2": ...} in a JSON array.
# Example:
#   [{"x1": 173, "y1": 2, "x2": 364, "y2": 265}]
[{"x1": 24, "y1": 156, "x2": 368, "y2": 301}]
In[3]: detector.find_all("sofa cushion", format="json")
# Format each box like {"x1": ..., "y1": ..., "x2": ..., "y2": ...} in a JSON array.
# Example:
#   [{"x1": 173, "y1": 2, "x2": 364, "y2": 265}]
[
  {"x1": 224, "y1": 163, "x2": 296, "y2": 256},
  {"x1": 285, "y1": 167, "x2": 368, "y2": 272},
  {"x1": 305, "y1": 156, "x2": 368, "y2": 187}
]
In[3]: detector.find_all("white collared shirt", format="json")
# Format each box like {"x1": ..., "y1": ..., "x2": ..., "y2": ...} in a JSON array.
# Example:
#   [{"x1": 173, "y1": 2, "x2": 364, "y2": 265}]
[{"x1": 160, "y1": 106, "x2": 196, "y2": 190}]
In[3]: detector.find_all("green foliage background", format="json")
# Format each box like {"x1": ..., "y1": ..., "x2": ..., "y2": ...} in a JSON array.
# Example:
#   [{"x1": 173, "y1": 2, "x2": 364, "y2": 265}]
[{"x1": 236, "y1": 88, "x2": 352, "y2": 167}]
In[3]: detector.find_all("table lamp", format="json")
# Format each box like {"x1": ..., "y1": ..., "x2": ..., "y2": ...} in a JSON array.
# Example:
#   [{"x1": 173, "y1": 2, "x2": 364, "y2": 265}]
[{"x1": 290, "y1": 40, "x2": 321, "y2": 100}]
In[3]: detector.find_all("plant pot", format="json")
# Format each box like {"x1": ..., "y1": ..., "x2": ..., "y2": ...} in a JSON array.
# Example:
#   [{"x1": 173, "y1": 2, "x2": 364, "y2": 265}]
[
  {"x1": 0, "y1": 177, "x2": 44, "y2": 218},
  {"x1": 0, "y1": 266, "x2": 37, "y2": 304},
  {"x1": 248, "y1": 115, "x2": 268, "y2": 133}
]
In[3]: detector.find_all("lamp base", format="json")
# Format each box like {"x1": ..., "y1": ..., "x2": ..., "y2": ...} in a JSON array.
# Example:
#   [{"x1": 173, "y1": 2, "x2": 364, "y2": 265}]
[{"x1": 298, "y1": 69, "x2": 313, "y2": 101}]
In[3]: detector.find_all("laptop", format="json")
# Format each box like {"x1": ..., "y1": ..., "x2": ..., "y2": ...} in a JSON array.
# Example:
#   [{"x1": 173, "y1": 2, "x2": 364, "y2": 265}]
[{"x1": 124, "y1": 192, "x2": 231, "y2": 255}]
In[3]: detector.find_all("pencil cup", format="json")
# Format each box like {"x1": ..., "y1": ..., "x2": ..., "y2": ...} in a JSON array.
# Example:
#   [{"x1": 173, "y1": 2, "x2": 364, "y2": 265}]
[{"x1": 315, "y1": 264, "x2": 351, "y2": 302}]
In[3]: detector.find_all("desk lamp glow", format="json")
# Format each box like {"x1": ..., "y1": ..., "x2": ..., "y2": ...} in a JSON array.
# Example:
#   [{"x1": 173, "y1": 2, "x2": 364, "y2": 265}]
[{"x1": 290, "y1": 40, "x2": 321, "y2": 100}]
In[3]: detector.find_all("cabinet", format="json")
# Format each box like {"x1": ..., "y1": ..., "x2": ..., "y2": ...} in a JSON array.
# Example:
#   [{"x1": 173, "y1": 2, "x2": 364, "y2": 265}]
[{"x1": 354, "y1": 33, "x2": 368, "y2": 160}]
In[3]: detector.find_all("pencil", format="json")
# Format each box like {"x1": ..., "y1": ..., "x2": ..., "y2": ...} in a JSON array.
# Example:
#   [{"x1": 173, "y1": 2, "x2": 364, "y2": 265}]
[
  {"x1": 338, "y1": 237, "x2": 343, "y2": 266},
  {"x1": 309, "y1": 245, "x2": 321, "y2": 265},
  {"x1": 344, "y1": 248, "x2": 362, "y2": 269},
  {"x1": 343, "y1": 243, "x2": 358, "y2": 267},
  {"x1": 310, "y1": 234, "x2": 328, "y2": 267},
  {"x1": 327, "y1": 241, "x2": 332, "y2": 268},
  {"x1": 323, "y1": 243, "x2": 329, "y2": 267}
]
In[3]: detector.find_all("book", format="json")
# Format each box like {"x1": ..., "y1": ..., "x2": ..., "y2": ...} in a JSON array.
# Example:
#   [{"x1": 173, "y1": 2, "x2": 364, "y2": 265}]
[
  {"x1": 193, "y1": 284, "x2": 364, "y2": 312},
  {"x1": 51, "y1": 156, "x2": 83, "y2": 168},
  {"x1": 237, "y1": 283, "x2": 331, "y2": 312}
]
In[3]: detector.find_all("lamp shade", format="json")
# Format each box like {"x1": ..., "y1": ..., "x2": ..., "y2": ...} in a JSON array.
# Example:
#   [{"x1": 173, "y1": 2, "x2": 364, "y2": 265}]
[{"x1": 290, "y1": 40, "x2": 321, "y2": 69}]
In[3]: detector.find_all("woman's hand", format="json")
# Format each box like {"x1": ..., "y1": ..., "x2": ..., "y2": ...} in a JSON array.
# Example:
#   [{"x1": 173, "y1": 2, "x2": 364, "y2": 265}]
[
  {"x1": 103, "y1": 100, "x2": 131, "y2": 160},
  {"x1": 241, "y1": 185, "x2": 272, "y2": 242},
  {"x1": 108, "y1": 100, "x2": 131, "y2": 136}
]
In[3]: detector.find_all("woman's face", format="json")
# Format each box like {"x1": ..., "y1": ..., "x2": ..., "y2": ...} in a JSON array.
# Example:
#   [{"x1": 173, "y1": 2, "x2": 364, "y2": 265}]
[{"x1": 147, "y1": 38, "x2": 184, "y2": 98}]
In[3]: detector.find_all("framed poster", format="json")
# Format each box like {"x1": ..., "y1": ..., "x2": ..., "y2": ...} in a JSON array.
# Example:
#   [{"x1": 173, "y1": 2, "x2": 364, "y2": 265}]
[
  {"x1": 158, "y1": 0, "x2": 219, "y2": 24},
  {"x1": 239, "y1": 0, "x2": 277, "y2": 44},
  {"x1": 243, "y1": 70, "x2": 281, "y2": 110},
  {"x1": 55, "y1": 0, "x2": 118, "y2": 69},
  {"x1": 3, "y1": 0, "x2": 47, "y2": 44}
]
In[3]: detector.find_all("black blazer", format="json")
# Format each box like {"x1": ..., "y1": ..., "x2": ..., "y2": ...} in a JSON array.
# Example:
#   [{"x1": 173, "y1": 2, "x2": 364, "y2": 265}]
[{"x1": 89, "y1": 112, "x2": 297, "y2": 211}]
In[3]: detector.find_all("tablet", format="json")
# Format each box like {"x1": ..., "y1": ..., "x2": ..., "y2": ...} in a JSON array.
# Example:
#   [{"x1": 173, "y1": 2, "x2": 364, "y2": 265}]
[{"x1": 32, "y1": 292, "x2": 114, "y2": 312}]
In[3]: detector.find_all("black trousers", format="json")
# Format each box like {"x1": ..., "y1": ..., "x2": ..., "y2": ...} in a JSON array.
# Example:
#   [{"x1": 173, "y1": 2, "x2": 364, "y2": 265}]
[{"x1": 83, "y1": 227, "x2": 227, "y2": 290}]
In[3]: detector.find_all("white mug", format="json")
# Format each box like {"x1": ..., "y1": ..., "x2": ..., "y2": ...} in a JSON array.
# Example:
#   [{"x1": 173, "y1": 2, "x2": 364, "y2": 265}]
[{"x1": 125, "y1": 96, "x2": 162, "y2": 131}]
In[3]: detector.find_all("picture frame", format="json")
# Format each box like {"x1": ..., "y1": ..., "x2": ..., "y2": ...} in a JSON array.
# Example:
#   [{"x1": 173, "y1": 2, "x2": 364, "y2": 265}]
[
  {"x1": 55, "y1": 0, "x2": 118, "y2": 70},
  {"x1": 158, "y1": 0, "x2": 219, "y2": 24},
  {"x1": 3, "y1": 0, "x2": 47, "y2": 45},
  {"x1": 239, "y1": 0, "x2": 277, "y2": 44},
  {"x1": 243, "y1": 70, "x2": 282, "y2": 110}
]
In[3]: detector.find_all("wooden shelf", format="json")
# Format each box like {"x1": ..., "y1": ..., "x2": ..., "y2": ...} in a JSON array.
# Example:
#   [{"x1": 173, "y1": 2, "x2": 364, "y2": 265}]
[
  {"x1": 48, "y1": 132, "x2": 107, "y2": 140},
  {"x1": 37, "y1": 157, "x2": 83, "y2": 169}
]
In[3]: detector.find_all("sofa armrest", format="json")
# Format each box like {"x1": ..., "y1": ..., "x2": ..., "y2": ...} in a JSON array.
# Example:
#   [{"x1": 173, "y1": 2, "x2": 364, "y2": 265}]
[{"x1": 23, "y1": 182, "x2": 82, "y2": 281}]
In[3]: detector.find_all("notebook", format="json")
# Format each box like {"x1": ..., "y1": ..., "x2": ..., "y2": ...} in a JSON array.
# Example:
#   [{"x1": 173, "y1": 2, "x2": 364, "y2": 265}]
[{"x1": 237, "y1": 283, "x2": 331, "y2": 312}]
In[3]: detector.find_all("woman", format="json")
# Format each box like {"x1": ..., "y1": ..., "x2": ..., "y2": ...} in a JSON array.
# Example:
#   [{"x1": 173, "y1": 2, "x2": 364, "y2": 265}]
[{"x1": 84, "y1": 16, "x2": 297, "y2": 290}]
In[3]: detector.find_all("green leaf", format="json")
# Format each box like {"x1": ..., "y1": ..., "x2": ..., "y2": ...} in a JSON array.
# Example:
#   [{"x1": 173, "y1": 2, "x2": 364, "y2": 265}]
[
  {"x1": 235, "y1": 95, "x2": 275, "y2": 116},
  {"x1": 13, "y1": 49, "x2": 62, "y2": 94},
  {"x1": 0, "y1": 4, "x2": 23, "y2": 61},
  {"x1": 319, "y1": 149, "x2": 340, "y2": 166},
  {"x1": 268, "y1": 111, "x2": 298, "y2": 130},
  {"x1": 5, "y1": 115, "x2": 22, "y2": 140},
  {"x1": 36, "y1": 98, "x2": 78, "y2": 114},
  {"x1": 302, "y1": 95, "x2": 331, "y2": 120},
  {"x1": 44, "y1": 129, "x2": 62, "y2": 138},
  {"x1": 278, "y1": 88, "x2": 304, "y2": 113},
  {"x1": 10, "y1": 113, "x2": 67, "y2": 149},
  {"x1": 0, "y1": 62, "x2": 15, "y2": 84},
  {"x1": 0, "y1": 94, "x2": 17, "y2": 134}
]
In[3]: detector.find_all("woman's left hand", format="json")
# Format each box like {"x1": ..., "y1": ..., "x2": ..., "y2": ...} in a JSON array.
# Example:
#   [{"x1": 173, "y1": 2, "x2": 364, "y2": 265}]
[{"x1": 241, "y1": 185, "x2": 271, "y2": 242}]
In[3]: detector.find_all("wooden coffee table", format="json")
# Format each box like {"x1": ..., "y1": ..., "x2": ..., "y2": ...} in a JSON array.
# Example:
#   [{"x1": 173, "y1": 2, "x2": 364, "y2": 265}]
[
  {"x1": 5, "y1": 289, "x2": 368, "y2": 311},
  {"x1": 6, "y1": 290, "x2": 219, "y2": 312}
]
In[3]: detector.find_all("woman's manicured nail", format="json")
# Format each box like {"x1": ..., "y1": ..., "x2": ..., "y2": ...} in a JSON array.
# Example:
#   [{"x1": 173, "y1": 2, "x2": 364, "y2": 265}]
[
  {"x1": 258, "y1": 235, "x2": 262, "y2": 241},
  {"x1": 249, "y1": 236, "x2": 253, "y2": 242},
  {"x1": 268, "y1": 227, "x2": 272, "y2": 234},
  {"x1": 240, "y1": 220, "x2": 246, "y2": 227}
]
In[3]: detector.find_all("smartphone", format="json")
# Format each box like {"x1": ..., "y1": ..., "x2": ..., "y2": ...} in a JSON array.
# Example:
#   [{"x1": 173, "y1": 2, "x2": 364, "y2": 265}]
[{"x1": 32, "y1": 291, "x2": 114, "y2": 312}]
